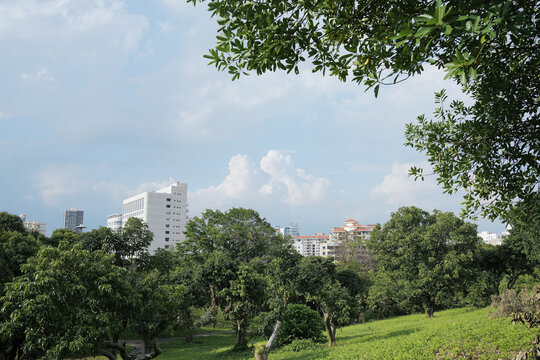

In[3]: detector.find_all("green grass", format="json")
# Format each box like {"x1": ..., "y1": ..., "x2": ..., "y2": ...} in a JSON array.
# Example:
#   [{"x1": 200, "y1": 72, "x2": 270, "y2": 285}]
[
  {"x1": 158, "y1": 307, "x2": 535, "y2": 360},
  {"x1": 120, "y1": 309, "x2": 233, "y2": 339}
]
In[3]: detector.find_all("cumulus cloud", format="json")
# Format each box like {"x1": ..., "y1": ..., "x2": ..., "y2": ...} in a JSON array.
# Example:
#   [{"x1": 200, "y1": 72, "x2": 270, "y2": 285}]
[
  {"x1": 259, "y1": 150, "x2": 330, "y2": 206},
  {"x1": 371, "y1": 162, "x2": 440, "y2": 206},
  {"x1": 190, "y1": 154, "x2": 254, "y2": 208},
  {"x1": 189, "y1": 150, "x2": 331, "y2": 214}
]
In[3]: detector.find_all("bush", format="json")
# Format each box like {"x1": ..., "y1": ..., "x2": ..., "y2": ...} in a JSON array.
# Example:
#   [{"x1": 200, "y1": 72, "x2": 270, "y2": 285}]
[
  {"x1": 281, "y1": 339, "x2": 325, "y2": 352},
  {"x1": 490, "y1": 286, "x2": 540, "y2": 319},
  {"x1": 359, "y1": 309, "x2": 377, "y2": 323},
  {"x1": 275, "y1": 304, "x2": 325, "y2": 347}
]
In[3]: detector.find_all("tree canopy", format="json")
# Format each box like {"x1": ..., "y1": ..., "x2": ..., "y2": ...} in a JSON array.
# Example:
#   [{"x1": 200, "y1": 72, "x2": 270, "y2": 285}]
[
  {"x1": 367, "y1": 206, "x2": 480, "y2": 317},
  {"x1": 194, "y1": 0, "x2": 539, "y2": 223}
]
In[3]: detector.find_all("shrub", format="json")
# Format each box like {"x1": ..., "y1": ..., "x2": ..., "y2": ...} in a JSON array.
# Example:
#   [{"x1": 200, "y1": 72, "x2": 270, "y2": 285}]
[
  {"x1": 359, "y1": 309, "x2": 377, "y2": 323},
  {"x1": 281, "y1": 339, "x2": 325, "y2": 352},
  {"x1": 490, "y1": 286, "x2": 540, "y2": 319},
  {"x1": 275, "y1": 304, "x2": 325, "y2": 347}
]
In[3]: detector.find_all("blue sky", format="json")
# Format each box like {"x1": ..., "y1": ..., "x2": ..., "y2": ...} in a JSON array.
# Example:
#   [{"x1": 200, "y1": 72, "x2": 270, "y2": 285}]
[{"x1": 0, "y1": 0, "x2": 504, "y2": 236}]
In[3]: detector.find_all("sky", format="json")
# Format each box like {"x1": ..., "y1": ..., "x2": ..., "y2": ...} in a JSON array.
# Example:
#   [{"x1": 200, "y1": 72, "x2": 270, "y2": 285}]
[{"x1": 0, "y1": 0, "x2": 505, "y2": 236}]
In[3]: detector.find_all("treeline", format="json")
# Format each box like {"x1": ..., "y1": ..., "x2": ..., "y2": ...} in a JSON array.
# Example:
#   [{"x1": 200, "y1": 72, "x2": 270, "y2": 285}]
[{"x1": 0, "y1": 207, "x2": 538, "y2": 360}]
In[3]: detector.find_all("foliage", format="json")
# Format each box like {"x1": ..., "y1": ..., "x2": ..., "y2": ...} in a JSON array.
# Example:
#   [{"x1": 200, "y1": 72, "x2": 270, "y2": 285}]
[
  {"x1": 333, "y1": 232, "x2": 376, "y2": 272},
  {"x1": 367, "y1": 206, "x2": 480, "y2": 317},
  {"x1": 48, "y1": 228, "x2": 80, "y2": 247},
  {"x1": 297, "y1": 257, "x2": 353, "y2": 346},
  {"x1": 511, "y1": 286, "x2": 540, "y2": 359},
  {"x1": 194, "y1": 0, "x2": 539, "y2": 223},
  {"x1": 501, "y1": 221, "x2": 540, "y2": 290},
  {"x1": 79, "y1": 226, "x2": 121, "y2": 253},
  {"x1": 221, "y1": 263, "x2": 268, "y2": 351},
  {"x1": 116, "y1": 217, "x2": 153, "y2": 262},
  {"x1": 0, "y1": 212, "x2": 25, "y2": 234},
  {"x1": 490, "y1": 286, "x2": 540, "y2": 320},
  {"x1": 182, "y1": 208, "x2": 284, "y2": 350},
  {"x1": 274, "y1": 304, "x2": 325, "y2": 347},
  {"x1": 367, "y1": 271, "x2": 414, "y2": 317},
  {"x1": 0, "y1": 242, "x2": 134, "y2": 359},
  {"x1": 130, "y1": 269, "x2": 188, "y2": 354},
  {"x1": 281, "y1": 338, "x2": 325, "y2": 353},
  {"x1": 0, "y1": 231, "x2": 40, "y2": 290}
]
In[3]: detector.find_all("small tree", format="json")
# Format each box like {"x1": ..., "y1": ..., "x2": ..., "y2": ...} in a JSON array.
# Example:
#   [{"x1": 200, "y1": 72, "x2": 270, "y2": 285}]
[
  {"x1": 222, "y1": 263, "x2": 267, "y2": 351},
  {"x1": 297, "y1": 257, "x2": 352, "y2": 347}
]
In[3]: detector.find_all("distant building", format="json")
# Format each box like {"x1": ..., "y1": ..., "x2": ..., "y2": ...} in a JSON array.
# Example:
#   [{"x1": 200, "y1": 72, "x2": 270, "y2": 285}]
[
  {"x1": 122, "y1": 181, "x2": 188, "y2": 253},
  {"x1": 19, "y1": 214, "x2": 46, "y2": 236},
  {"x1": 62, "y1": 208, "x2": 84, "y2": 233},
  {"x1": 106, "y1": 213, "x2": 122, "y2": 232},
  {"x1": 478, "y1": 231, "x2": 503, "y2": 246},
  {"x1": 331, "y1": 219, "x2": 376, "y2": 241},
  {"x1": 275, "y1": 222, "x2": 300, "y2": 237},
  {"x1": 292, "y1": 233, "x2": 328, "y2": 256}
]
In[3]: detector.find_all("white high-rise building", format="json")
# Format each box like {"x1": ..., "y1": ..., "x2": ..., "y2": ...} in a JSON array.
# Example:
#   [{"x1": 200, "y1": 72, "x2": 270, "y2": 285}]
[{"x1": 122, "y1": 182, "x2": 188, "y2": 253}]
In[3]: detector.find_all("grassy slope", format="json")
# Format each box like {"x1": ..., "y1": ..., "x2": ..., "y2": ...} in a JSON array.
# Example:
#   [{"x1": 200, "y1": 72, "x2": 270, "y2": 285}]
[{"x1": 159, "y1": 307, "x2": 534, "y2": 360}]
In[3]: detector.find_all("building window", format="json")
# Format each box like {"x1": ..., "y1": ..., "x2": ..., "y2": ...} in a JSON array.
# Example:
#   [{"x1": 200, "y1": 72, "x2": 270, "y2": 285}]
[
  {"x1": 166, "y1": 205, "x2": 171, "y2": 208},
  {"x1": 165, "y1": 245, "x2": 170, "y2": 249},
  {"x1": 165, "y1": 224, "x2": 169, "y2": 228},
  {"x1": 166, "y1": 211, "x2": 171, "y2": 215},
  {"x1": 165, "y1": 231, "x2": 169, "y2": 234},
  {"x1": 165, "y1": 237, "x2": 169, "y2": 241},
  {"x1": 166, "y1": 198, "x2": 171, "y2": 202}
]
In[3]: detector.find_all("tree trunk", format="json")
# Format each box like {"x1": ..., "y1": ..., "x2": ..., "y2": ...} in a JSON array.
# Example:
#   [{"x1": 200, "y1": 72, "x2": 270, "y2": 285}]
[
  {"x1": 427, "y1": 299, "x2": 435, "y2": 318},
  {"x1": 139, "y1": 337, "x2": 162, "y2": 360},
  {"x1": 266, "y1": 320, "x2": 282, "y2": 351},
  {"x1": 143, "y1": 334, "x2": 152, "y2": 354},
  {"x1": 210, "y1": 284, "x2": 218, "y2": 328},
  {"x1": 234, "y1": 320, "x2": 248, "y2": 351},
  {"x1": 324, "y1": 313, "x2": 336, "y2": 347},
  {"x1": 186, "y1": 325, "x2": 194, "y2": 343}
]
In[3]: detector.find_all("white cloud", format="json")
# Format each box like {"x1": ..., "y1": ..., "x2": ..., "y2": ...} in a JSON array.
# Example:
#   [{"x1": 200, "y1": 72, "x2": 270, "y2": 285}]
[
  {"x1": 0, "y1": 0, "x2": 149, "y2": 53},
  {"x1": 35, "y1": 164, "x2": 86, "y2": 204},
  {"x1": 133, "y1": 178, "x2": 176, "y2": 194},
  {"x1": 259, "y1": 150, "x2": 330, "y2": 206},
  {"x1": 371, "y1": 162, "x2": 440, "y2": 206},
  {"x1": 21, "y1": 67, "x2": 54, "y2": 82},
  {"x1": 190, "y1": 154, "x2": 253, "y2": 207},
  {"x1": 93, "y1": 177, "x2": 178, "y2": 200},
  {"x1": 0, "y1": 111, "x2": 9, "y2": 120},
  {"x1": 189, "y1": 150, "x2": 331, "y2": 214}
]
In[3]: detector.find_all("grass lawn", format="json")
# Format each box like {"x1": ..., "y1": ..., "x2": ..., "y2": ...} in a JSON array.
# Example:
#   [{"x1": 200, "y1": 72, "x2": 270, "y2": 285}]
[{"x1": 158, "y1": 307, "x2": 535, "y2": 360}]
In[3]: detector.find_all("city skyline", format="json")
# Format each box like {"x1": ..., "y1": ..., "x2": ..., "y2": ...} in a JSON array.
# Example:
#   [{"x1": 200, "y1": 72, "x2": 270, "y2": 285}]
[{"x1": 0, "y1": 1, "x2": 505, "y2": 236}]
